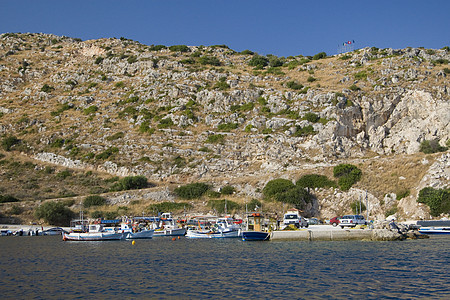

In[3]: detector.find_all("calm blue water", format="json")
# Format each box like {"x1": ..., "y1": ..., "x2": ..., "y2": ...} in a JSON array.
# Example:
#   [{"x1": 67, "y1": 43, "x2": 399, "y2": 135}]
[{"x1": 0, "y1": 235, "x2": 449, "y2": 299}]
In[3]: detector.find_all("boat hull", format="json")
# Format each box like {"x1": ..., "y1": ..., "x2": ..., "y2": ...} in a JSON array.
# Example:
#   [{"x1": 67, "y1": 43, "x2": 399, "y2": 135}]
[
  {"x1": 153, "y1": 227, "x2": 186, "y2": 237},
  {"x1": 418, "y1": 227, "x2": 450, "y2": 235},
  {"x1": 186, "y1": 229, "x2": 241, "y2": 239},
  {"x1": 242, "y1": 231, "x2": 270, "y2": 241},
  {"x1": 126, "y1": 229, "x2": 154, "y2": 239},
  {"x1": 63, "y1": 232, "x2": 125, "y2": 241}
]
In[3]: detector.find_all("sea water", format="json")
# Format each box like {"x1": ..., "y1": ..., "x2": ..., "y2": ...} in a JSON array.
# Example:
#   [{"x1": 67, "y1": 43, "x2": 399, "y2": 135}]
[{"x1": 0, "y1": 235, "x2": 449, "y2": 299}]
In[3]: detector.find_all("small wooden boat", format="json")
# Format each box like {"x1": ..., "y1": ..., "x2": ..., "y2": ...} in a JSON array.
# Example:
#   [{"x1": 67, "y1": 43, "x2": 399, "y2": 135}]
[
  {"x1": 242, "y1": 231, "x2": 270, "y2": 241},
  {"x1": 153, "y1": 213, "x2": 186, "y2": 237},
  {"x1": 186, "y1": 217, "x2": 241, "y2": 239}
]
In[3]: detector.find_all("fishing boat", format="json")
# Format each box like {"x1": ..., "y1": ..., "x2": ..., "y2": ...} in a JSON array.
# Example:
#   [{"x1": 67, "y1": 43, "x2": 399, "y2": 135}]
[
  {"x1": 63, "y1": 224, "x2": 125, "y2": 241},
  {"x1": 418, "y1": 227, "x2": 450, "y2": 235},
  {"x1": 241, "y1": 213, "x2": 270, "y2": 241},
  {"x1": 153, "y1": 213, "x2": 186, "y2": 237},
  {"x1": 186, "y1": 217, "x2": 241, "y2": 239}
]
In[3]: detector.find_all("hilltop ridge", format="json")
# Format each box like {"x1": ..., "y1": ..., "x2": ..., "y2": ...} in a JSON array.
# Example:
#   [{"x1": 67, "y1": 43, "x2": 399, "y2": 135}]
[{"x1": 0, "y1": 33, "x2": 448, "y2": 223}]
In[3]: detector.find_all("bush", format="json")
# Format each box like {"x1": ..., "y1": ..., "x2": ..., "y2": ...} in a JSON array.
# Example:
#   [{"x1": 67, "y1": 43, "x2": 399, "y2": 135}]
[
  {"x1": 83, "y1": 105, "x2": 99, "y2": 115},
  {"x1": 240, "y1": 49, "x2": 254, "y2": 55},
  {"x1": 217, "y1": 123, "x2": 238, "y2": 132},
  {"x1": 2, "y1": 135, "x2": 20, "y2": 151},
  {"x1": 247, "y1": 198, "x2": 261, "y2": 211},
  {"x1": 221, "y1": 185, "x2": 235, "y2": 195},
  {"x1": 419, "y1": 139, "x2": 447, "y2": 154},
  {"x1": 114, "y1": 175, "x2": 148, "y2": 191},
  {"x1": 274, "y1": 186, "x2": 311, "y2": 209},
  {"x1": 206, "y1": 134, "x2": 225, "y2": 144},
  {"x1": 34, "y1": 201, "x2": 74, "y2": 226},
  {"x1": 312, "y1": 52, "x2": 327, "y2": 60},
  {"x1": 214, "y1": 77, "x2": 230, "y2": 90},
  {"x1": 418, "y1": 187, "x2": 450, "y2": 216},
  {"x1": 147, "y1": 202, "x2": 192, "y2": 214},
  {"x1": 106, "y1": 132, "x2": 125, "y2": 141},
  {"x1": 333, "y1": 164, "x2": 362, "y2": 191},
  {"x1": 0, "y1": 194, "x2": 20, "y2": 203},
  {"x1": 307, "y1": 76, "x2": 317, "y2": 82},
  {"x1": 262, "y1": 179, "x2": 295, "y2": 200},
  {"x1": 95, "y1": 147, "x2": 119, "y2": 160},
  {"x1": 94, "y1": 56, "x2": 104, "y2": 64},
  {"x1": 208, "y1": 199, "x2": 240, "y2": 214},
  {"x1": 174, "y1": 182, "x2": 210, "y2": 199},
  {"x1": 296, "y1": 174, "x2": 336, "y2": 189},
  {"x1": 149, "y1": 45, "x2": 167, "y2": 51},
  {"x1": 248, "y1": 55, "x2": 269, "y2": 68},
  {"x1": 293, "y1": 125, "x2": 316, "y2": 137},
  {"x1": 169, "y1": 45, "x2": 190, "y2": 53},
  {"x1": 199, "y1": 56, "x2": 221, "y2": 66},
  {"x1": 158, "y1": 118, "x2": 174, "y2": 129},
  {"x1": 41, "y1": 84, "x2": 55, "y2": 93},
  {"x1": 286, "y1": 81, "x2": 304, "y2": 90},
  {"x1": 303, "y1": 112, "x2": 319, "y2": 123},
  {"x1": 349, "y1": 84, "x2": 361, "y2": 91},
  {"x1": 83, "y1": 195, "x2": 106, "y2": 208}
]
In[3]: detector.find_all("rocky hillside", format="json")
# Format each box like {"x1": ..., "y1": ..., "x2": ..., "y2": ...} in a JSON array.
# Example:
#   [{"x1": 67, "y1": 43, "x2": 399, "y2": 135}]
[{"x1": 0, "y1": 33, "x2": 448, "y2": 223}]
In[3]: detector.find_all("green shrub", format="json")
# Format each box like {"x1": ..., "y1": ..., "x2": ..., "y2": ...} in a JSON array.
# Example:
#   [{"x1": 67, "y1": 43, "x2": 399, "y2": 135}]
[
  {"x1": 248, "y1": 55, "x2": 269, "y2": 68},
  {"x1": 274, "y1": 186, "x2": 311, "y2": 209},
  {"x1": 385, "y1": 205, "x2": 398, "y2": 217},
  {"x1": 149, "y1": 45, "x2": 167, "y2": 51},
  {"x1": 2, "y1": 135, "x2": 20, "y2": 151},
  {"x1": 83, "y1": 105, "x2": 99, "y2": 115},
  {"x1": 312, "y1": 52, "x2": 327, "y2": 60},
  {"x1": 114, "y1": 175, "x2": 149, "y2": 191},
  {"x1": 351, "y1": 201, "x2": 366, "y2": 214},
  {"x1": 293, "y1": 125, "x2": 316, "y2": 137},
  {"x1": 208, "y1": 199, "x2": 240, "y2": 214},
  {"x1": 349, "y1": 84, "x2": 360, "y2": 91},
  {"x1": 333, "y1": 164, "x2": 362, "y2": 191},
  {"x1": 147, "y1": 202, "x2": 192, "y2": 214},
  {"x1": 354, "y1": 71, "x2": 367, "y2": 80},
  {"x1": 206, "y1": 134, "x2": 225, "y2": 144},
  {"x1": 0, "y1": 194, "x2": 20, "y2": 203},
  {"x1": 83, "y1": 195, "x2": 106, "y2": 208},
  {"x1": 296, "y1": 174, "x2": 336, "y2": 189},
  {"x1": 307, "y1": 76, "x2": 317, "y2": 82},
  {"x1": 286, "y1": 81, "x2": 304, "y2": 90},
  {"x1": 268, "y1": 56, "x2": 284, "y2": 67},
  {"x1": 174, "y1": 182, "x2": 210, "y2": 199},
  {"x1": 115, "y1": 81, "x2": 125, "y2": 88},
  {"x1": 34, "y1": 201, "x2": 74, "y2": 226},
  {"x1": 221, "y1": 185, "x2": 235, "y2": 195},
  {"x1": 127, "y1": 55, "x2": 137, "y2": 64},
  {"x1": 158, "y1": 118, "x2": 174, "y2": 129},
  {"x1": 419, "y1": 139, "x2": 447, "y2": 154},
  {"x1": 169, "y1": 45, "x2": 190, "y2": 53},
  {"x1": 94, "y1": 56, "x2": 104, "y2": 64},
  {"x1": 199, "y1": 56, "x2": 221, "y2": 66},
  {"x1": 214, "y1": 77, "x2": 230, "y2": 90},
  {"x1": 41, "y1": 84, "x2": 55, "y2": 93},
  {"x1": 262, "y1": 179, "x2": 295, "y2": 200},
  {"x1": 418, "y1": 187, "x2": 450, "y2": 216},
  {"x1": 247, "y1": 198, "x2": 261, "y2": 211},
  {"x1": 218, "y1": 123, "x2": 238, "y2": 132},
  {"x1": 56, "y1": 169, "x2": 72, "y2": 179},
  {"x1": 240, "y1": 49, "x2": 254, "y2": 55},
  {"x1": 396, "y1": 189, "x2": 410, "y2": 200},
  {"x1": 95, "y1": 147, "x2": 119, "y2": 160},
  {"x1": 303, "y1": 112, "x2": 319, "y2": 123}
]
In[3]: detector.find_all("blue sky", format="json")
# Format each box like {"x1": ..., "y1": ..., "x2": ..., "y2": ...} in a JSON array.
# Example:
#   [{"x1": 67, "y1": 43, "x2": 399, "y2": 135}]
[{"x1": 1, "y1": 0, "x2": 449, "y2": 57}]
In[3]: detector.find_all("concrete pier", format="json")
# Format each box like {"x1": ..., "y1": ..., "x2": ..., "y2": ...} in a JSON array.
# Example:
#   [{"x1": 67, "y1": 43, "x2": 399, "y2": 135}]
[{"x1": 270, "y1": 225, "x2": 407, "y2": 241}]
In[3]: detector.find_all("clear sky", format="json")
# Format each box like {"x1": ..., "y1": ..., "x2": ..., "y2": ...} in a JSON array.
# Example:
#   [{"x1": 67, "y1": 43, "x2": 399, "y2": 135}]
[{"x1": 1, "y1": 0, "x2": 449, "y2": 57}]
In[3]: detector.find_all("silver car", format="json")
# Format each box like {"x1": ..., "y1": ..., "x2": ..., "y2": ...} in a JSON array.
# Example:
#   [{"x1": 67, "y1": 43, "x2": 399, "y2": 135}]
[{"x1": 339, "y1": 215, "x2": 367, "y2": 228}]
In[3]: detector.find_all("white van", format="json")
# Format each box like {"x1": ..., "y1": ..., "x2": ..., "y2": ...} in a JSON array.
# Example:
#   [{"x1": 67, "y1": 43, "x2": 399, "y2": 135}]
[{"x1": 282, "y1": 212, "x2": 308, "y2": 229}]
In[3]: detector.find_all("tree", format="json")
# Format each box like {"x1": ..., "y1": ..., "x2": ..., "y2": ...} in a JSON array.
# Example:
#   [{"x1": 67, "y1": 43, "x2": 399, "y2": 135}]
[
  {"x1": 35, "y1": 201, "x2": 74, "y2": 226},
  {"x1": 418, "y1": 187, "x2": 450, "y2": 216},
  {"x1": 174, "y1": 183, "x2": 210, "y2": 199},
  {"x1": 83, "y1": 195, "x2": 106, "y2": 208},
  {"x1": 333, "y1": 164, "x2": 362, "y2": 191},
  {"x1": 248, "y1": 55, "x2": 269, "y2": 68},
  {"x1": 262, "y1": 179, "x2": 295, "y2": 200},
  {"x1": 2, "y1": 135, "x2": 20, "y2": 151}
]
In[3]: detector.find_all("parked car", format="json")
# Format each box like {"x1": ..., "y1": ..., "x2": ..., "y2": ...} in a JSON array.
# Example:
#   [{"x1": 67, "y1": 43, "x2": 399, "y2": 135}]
[
  {"x1": 329, "y1": 216, "x2": 341, "y2": 227},
  {"x1": 42, "y1": 227, "x2": 67, "y2": 235},
  {"x1": 306, "y1": 218, "x2": 320, "y2": 225},
  {"x1": 339, "y1": 215, "x2": 367, "y2": 228},
  {"x1": 283, "y1": 212, "x2": 308, "y2": 228}
]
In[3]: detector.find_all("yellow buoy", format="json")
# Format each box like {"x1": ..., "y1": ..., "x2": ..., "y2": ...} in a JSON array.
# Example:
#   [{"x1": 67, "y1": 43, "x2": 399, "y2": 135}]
[{"x1": 132, "y1": 240, "x2": 135, "y2": 245}]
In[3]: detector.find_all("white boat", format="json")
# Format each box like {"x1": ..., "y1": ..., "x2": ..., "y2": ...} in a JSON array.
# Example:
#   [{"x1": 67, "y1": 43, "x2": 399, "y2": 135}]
[
  {"x1": 119, "y1": 222, "x2": 154, "y2": 239},
  {"x1": 418, "y1": 227, "x2": 450, "y2": 235},
  {"x1": 63, "y1": 224, "x2": 125, "y2": 241},
  {"x1": 153, "y1": 213, "x2": 186, "y2": 237},
  {"x1": 186, "y1": 217, "x2": 241, "y2": 239}
]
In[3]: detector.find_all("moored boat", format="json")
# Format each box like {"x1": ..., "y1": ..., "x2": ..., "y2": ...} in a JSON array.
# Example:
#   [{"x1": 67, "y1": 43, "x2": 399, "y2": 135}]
[
  {"x1": 63, "y1": 224, "x2": 125, "y2": 241},
  {"x1": 241, "y1": 213, "x2": 270, "y2": 241},
  {"x1": 418, "y1": 227, "x2": 450, "y2": 235},
  {"x1": 186, "y1": 217, "x2": 241, "y2": 239},
  {"x1": 153, "y1": 213, "x2": 186, "y2": 237}
]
